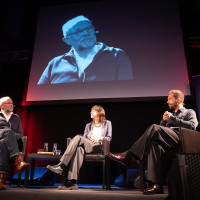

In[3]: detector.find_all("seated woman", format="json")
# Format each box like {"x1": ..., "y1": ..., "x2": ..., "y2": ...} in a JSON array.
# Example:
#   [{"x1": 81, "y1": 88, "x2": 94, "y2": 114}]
[{"x1": 47, "y1": 105, "x2": 112, "y2": 190}]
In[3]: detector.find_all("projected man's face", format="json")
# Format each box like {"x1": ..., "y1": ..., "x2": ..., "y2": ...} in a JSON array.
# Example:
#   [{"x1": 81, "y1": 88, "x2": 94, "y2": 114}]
[{"x1": 67, "y1": 21, "x2": 96, "y2": 51}]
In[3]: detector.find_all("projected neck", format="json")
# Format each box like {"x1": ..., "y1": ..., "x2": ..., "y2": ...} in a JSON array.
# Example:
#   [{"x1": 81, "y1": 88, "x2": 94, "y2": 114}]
[{"x1": 75, "y1": 47, "x2": 94, "y2": 58}]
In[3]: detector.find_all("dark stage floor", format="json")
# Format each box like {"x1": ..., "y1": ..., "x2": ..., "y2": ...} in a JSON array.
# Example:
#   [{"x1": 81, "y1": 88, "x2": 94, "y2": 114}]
[{"x1": 0, "y1": 185, "x2": 168, "y2": 200}]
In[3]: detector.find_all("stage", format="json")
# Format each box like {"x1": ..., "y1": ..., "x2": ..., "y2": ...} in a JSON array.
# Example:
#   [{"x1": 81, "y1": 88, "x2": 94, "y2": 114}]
[{"x1": 0, "y1": 185, "x2": 168, "y2": 200}]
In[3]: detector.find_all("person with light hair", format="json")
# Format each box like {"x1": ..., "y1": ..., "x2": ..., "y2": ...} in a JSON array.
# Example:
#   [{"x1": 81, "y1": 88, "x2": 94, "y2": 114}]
[
  {"x1": 38, "y1": 15, "x2": 133, "y2": 84},
  {"x1": 0, "y1": 96, "x2": 30, "y2": 190},
  {"x1": 107, "y1": 89, "x2": 198, "y2": 195}
]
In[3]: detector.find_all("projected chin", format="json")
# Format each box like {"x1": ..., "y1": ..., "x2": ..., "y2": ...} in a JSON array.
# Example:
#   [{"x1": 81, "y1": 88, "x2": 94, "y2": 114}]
[{"x1": 79, "y1": 38, "x2": 96, "y2": 50}]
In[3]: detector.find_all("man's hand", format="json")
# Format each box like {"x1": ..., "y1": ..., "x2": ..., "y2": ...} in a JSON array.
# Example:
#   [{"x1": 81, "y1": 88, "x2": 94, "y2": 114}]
[{"x1": 163, "y1": 111, "x2": 172, "y2": 121}]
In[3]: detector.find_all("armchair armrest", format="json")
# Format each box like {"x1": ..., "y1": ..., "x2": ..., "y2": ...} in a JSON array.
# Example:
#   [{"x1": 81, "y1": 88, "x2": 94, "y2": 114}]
[
  {"x1": 180, "y1": 128, "x2": 200, "y2": 153},
  {"x1": 102, "y1": 138, "x2": 110, "y2": 156}
]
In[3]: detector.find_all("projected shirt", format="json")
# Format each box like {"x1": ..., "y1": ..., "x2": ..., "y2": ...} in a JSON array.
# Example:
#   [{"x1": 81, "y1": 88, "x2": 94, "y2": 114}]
[{"x1": 37, "y1": 42, "x2": 133, "y2": 84}]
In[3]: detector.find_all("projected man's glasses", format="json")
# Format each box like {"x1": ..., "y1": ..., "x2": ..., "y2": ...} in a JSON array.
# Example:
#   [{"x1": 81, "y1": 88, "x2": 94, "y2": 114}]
[{"x1": 63, "y1": 25, "x2": 94, "y2": 39}]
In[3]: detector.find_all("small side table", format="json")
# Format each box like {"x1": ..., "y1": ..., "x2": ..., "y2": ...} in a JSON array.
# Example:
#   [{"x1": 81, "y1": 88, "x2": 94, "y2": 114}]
[{"x1": 25, "y1": 153, "x2": 62, "y2": 187}]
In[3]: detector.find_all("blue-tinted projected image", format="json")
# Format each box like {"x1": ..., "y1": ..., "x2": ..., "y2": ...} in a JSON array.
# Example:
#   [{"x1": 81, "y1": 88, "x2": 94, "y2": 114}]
[
  {"x1": 26, "y1": 0, "x2": 190, "y2": 102},
  {"x1": 37, "y1": 15, "x2": 134, "y2": 85}
]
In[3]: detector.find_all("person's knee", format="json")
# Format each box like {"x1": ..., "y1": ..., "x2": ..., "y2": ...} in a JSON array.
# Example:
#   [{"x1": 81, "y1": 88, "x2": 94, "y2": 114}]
[
  {"x1": 151, "y1": 124, "x2": 159, "y2": 128},
  {"x1": 146, "y1": 124, "x2": 157, "y2": 132},
  {"x1": 73, "y1": 135, "x2": 83, "y2": 142},
  {"x1": 145, "y1": 124, "x2": 161, "y2": 138},
  {"x1": 150, "y1": 124, "x2": 163, "y2": 131},
  {"x1": 74, "y1": 135, "x2": 81, "y2": 139}
]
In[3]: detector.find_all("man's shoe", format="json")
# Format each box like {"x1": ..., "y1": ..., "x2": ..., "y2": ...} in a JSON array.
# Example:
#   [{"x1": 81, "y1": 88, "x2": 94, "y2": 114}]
[
  {"x1": 0, "y1": 174, "x2": 7, "y2": 190},
  {"x1": 15, "y1": 156, "x2": 30, "y2": 172},
  {"x1": 106, "y1": 152, "x2": 132, "y2": 165},
  {"x1": 143, "y1": 184, "x2": 163, "y2": 195},
  {"x1": 47, "y1": 164, "x2": 63, "y2": 175}
]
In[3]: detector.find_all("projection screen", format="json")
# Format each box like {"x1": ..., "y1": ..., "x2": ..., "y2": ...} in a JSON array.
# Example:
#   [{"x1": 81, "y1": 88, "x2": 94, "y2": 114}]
[{"x1": 24, "y1": 0, "x2": 190, "y2": 104}]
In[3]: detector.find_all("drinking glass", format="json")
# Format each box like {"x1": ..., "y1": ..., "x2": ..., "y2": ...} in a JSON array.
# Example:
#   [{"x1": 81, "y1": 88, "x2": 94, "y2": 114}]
[{"x1": 44, "y1": 142, "x2": 48, "y2": 152}]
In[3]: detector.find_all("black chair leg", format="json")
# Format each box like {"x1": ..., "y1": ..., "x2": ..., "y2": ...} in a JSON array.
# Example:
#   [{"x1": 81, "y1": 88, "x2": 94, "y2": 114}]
[
  {"x1": 24, "y1": 167, "x2": 30, "y2": 187},
  {"x1": 106, "y1": 157, "x2": 111, "y2": 190},
  {"x1": 9, "y1": 163, "x2": 15, "y2": 186},
  {"x1": 17, "y1": 171, "x2": 22, "y2": 187},
  {"x1": 123, "y1": 166, "x2": 128, "y2": 188},
  {"x1": 102, "y1": 160, "x2": 105, "y2": 189}
]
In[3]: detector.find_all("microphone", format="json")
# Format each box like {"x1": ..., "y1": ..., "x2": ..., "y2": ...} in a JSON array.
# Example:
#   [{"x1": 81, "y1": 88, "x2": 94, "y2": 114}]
[{"x1": 95, "y1": 30, "x2": 100, "y2": 34}]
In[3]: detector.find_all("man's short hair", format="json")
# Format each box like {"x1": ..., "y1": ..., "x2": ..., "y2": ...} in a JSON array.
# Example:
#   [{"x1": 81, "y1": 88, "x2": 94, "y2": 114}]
[
  {"x1": 0, "y1": 96, "x2": 11, "y2": 105},
  {"x1": 62, "y1": 15, "x2": 91, "y2": 38},
  {"x1": 169, "y1": 90, "x2": 184, "y2": 103}
]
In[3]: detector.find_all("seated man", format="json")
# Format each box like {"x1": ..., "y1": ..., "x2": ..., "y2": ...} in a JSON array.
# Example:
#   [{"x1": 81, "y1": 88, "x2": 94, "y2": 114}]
[
  {"x1": 107, "y1": 89, "x2": 198, "y2": 194},
  {"x1": 0, "y1": 97, "x2": 30, "y2": 190},
  {"x1": 47, "y1": 105, "x2": 112, "y2": 190}
]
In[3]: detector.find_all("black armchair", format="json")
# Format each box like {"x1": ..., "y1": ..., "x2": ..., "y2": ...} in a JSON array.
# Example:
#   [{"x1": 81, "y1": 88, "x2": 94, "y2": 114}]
[
  {"x1": 67, "y1": 137, "x2": 110, "y2": 189},
  {"x1": 179, "y1": 127, "x2": 200, "y2": 153},
  {"x1": 139, "y1": 127, "x2": 200, "y2": 192},
  {"x1": 167, "y1": 127, "x2": 200, "y2": 199}
]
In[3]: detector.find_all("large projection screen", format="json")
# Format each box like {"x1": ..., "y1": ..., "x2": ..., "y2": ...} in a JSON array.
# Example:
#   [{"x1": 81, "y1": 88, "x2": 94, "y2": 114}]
[{"x1": 25, "y1": 0, "x2": 190, "y2": 104}]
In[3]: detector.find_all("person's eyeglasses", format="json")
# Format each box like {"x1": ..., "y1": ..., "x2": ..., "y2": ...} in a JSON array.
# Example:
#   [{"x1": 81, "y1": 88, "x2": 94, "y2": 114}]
[
  {"x1": 2, "y1": 102, "x2": 14, "y2": 106},
  {"x1": 63, "y1": 25, "x2": 94, "y2": 40},
  {"x1": 2, "y1": 102, "x2": 15, "y2": 107}
]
